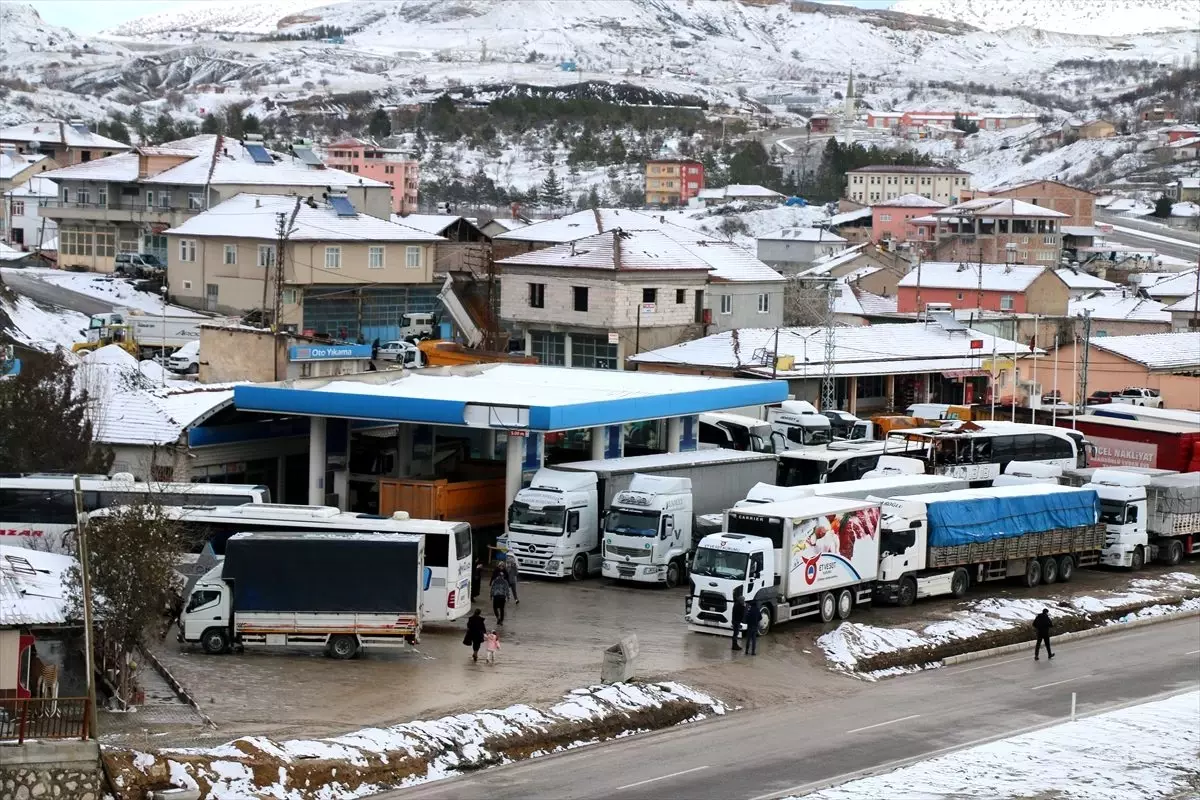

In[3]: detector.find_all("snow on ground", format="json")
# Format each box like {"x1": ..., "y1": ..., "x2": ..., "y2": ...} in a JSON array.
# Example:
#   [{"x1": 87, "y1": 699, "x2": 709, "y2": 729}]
[
  {"x1": 818, "y1": 572, "x2": 1200, "y2": 673},
  {"x1": 5, "y1": 269, "x2": 205, "y2": 316},
  {"x1": 115, "y1": 681, "x2": 725, "y2": 798},
  {"x1": 0, "y1": 292, "x2": 88, "y2": 351},
  {"x1": 795, "y1": 690, "x2": 1200, "y2": 800},
  {"x1": 959, "y1": 135, "x2": 1144, "y2": 189},
  {"x1": 1109, "y1": 224, "x2": 1200, "y2": 252},
  {"x1": 659, "y1": 203, "x2": 831, "y2": 252}
]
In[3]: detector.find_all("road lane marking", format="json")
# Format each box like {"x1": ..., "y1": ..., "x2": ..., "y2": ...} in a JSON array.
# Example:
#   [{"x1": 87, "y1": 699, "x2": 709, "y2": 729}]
[
  {"x1": 956, "y1": 657, "x2": 1025, "y2": 673},
  {"x1": 616, "y1": 766, "x2": 709, "y2": 790},
  {"x1": 1030, "y1": 675, "x2": 1091, "y2": 690},
  {"x1": 1184, "y1": 649, "x2": 1200, "y2": 656},
  {"x1": 846, "y1": 714, "x2": 920, "y2": 734}
]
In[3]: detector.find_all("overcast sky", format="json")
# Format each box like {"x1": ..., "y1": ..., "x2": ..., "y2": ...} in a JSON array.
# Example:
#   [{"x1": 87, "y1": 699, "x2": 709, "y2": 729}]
[{"x1": 23, "y1": 0, "x2": 898, "y2": 36}]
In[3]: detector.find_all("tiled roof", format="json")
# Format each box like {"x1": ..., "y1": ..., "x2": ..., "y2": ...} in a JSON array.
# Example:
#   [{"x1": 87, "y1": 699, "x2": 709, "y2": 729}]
[
  {"x1": 1054, "y1": 268, "x2": 1117, "y2": 290},
  {"x1": 0, "y1": 151, "x2": 48, "y2": 180},
  {"x1": 760, "y1": 227, "x2": 848, "y2": 243},
  {"x1": 1087, "y1": 331, "x2": 1200, "y2": 370},
  {"x1": 898, "y1": 262, "x2": 1050, "y2": 292},
  {"x1": 493, "y1": 208, "x2": 691, "y2": 243},
  {"x1": 829, "y1": 207, "x2": 873, "y2": 227},
  {"x1": 1140, "y1": 269, "x2": 1199, "y2": 299},
  {"x1": 389, "y1": 214, "x2": 461, "y2": 235},
  {"x1": 5, "y1": 175, "x2": 58, "y2": 198}
]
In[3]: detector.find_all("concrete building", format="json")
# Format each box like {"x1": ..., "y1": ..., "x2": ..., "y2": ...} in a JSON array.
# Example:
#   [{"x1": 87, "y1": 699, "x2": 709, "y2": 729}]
[
  {"x1": 644, "y1": 159, "x2": 704, "y2": 206},
  {"x1": 0, "y1": 120, "x2": 129, "y2": 167},
  {"x1": 2, "y1": 176, "x2": 57, "y2": 250},
  {"x1": 871, "y1": 193, "x2": 945, "y2": 243},
  {"x1": 1174, "y1": 177, "x2": 1199, "y2": 202},
  {"x1": 1048, "y1": 331, "x2": 1200, "y2": 410},
  {"x1": 40, "y1": 135, "x2": 391, "y2": 272},
  {"x1": 390, "y1": 213, "x2": 488, "y2": 274},
  {"x1": 492, "y1": 208, "x2": 676, "y2": 261},
  {"x1": 198, "y1": 325, "x2": 373, "y2": 384},
  {"x1": 897, "y1": 262, "x2": 1070, "y2": 316},
  {"x1": 846, "y1": 164, "x2": 971, "y2": 205},
  {"x1": 756, "y1": 227, "x2": 847, "y2": 272},
  {"x1": 165, "y1": 193, "x2": 443, "y2": 340},
  {"x1": 0, "y1": 146, "x2": 56, "y2": 193},
  {"x1": 925, "y1": 197, "x2": 1068, "y2": 267},
  {"x1": 322, "y1": 137, "x2": 419, "y2": 214},
  {"x1": 1166, "y1": 293, "x2": 1199, "y2": 331},
  {"x1": 963, "y1": 180, "x2": 1097, "y2": 228},
  {"x1": 1135, "y1": 270, "x2": 1200, "y2": 306},
  {"x1": 1063, "y1": 119, "x2": 1117, "y2": 140}
]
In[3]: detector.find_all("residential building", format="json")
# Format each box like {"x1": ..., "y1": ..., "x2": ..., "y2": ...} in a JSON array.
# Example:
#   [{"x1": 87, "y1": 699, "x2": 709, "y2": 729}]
[
  {"x1": 964, "y1": 179, "x2": 1096, "y2": 228},
  {"x1": 39, "y1": 135, "x2": 391, "y2": 272},
  {"x1": 628, "y1": 320, "x2": 1032, "y2": 414},
  {"x1": 165, "y1": 193, "x2": 443, "y2": 340},
  {"x1": 1164, "y1": 125, "x2": 1200, "y2": 144},
  {"x1": 808, "y1": 114, "x2": 831, "y2": 133},
  {"x1": 827, "y1": 206, "x2": 875, "y2": 244},
  {"x1": 1175, "y1": 177, "x2": 1200, "y2": 202},
  {"x1": 756, "y1": 227, "x2": 848, "y2": 272},
  {"x1": 198, "y1": 325, "x2": 372, "y2": 384},
  {"x1": 897, "y1": 261, "x2": 1070, "y2": 316},
  {"x1": 479, "y1": 217, "x2": 528, "y2": 239},
  {"x1": 846, "y1": 165, "x2": 971, "y2": 205},
  {"x1": 1140, "y1": 106, "x2": 1178, "y2": 124},
  {"x1": 1166, "y1": 293, "x2": 1199, "y2": 331},
  {"x1": 926, "y1": 197, "x2": 1069, "y2": 267},
  {"x1": 644, "y1": 159, "x2": 704, "y2": 206},
  {"x1": 1070, "y1": 290, "x2": 1172, "y2": 336},
  {"x1": 390, "y1": 213, "x2": 487, "y2": 274},
  {"x1": 492, "y1": 208, "x2": 676, "y2": 261},
  {"x1": 0, "y1": 146, "x2": 56, "y2": 192},
  {"x1": 696, "y1": 184, "x2": 785, "y2": 206},
  {"x1": 1063, "y1": 119, "x2": 1116, "y2": 140},
  {"x1": 870, "y1": 193, "x2": 945, "y2": 243},
  {"x1": 321, "y1": 137, "x2": 419, "y2": 214},
  {"x1": 1159, "y1": 136, "x2": 1200, "y2": 162},
  {"x1": 0, "y1": 120, "x2": 129, "y2": 167},
  {"x1": 798, "y1": 243, "x2": 908, "y2": 298},
  {"x1": 865, "y1": 111, "x2": 1036, "y2": 134},
  {"x1": 1054, "y1": 267, "x2": 1117, "y2": 300},
  {"x1": 830, "y1": 276, "x2": 900, "y2": 326},
  {"x1": 2, "y1": 176, "x2": 58, "y2": 250},
  {"x1": 1134, "y1": 269, "x2": 1200, "y2": 305},
  {"x1": 1047, "y1": 331, "x2": 1200, "y2": 410}
]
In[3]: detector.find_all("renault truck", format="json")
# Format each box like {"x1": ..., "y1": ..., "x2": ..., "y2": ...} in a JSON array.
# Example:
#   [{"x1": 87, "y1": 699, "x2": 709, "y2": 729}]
[{"x1": 602, "y1": 474, "x2": 693, "y2": 586}]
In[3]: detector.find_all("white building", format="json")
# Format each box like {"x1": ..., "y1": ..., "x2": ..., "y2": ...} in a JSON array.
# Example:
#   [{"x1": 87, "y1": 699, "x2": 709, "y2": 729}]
[
  {"x1": 2, "y1": 175, "x2": 58, "y2": 251},
  {"x1": 757, "y1": 227, "x2": 848, "y2": 272},
  {"x1": 695, "y1": 184, "x2": 787, "y2": 207}
]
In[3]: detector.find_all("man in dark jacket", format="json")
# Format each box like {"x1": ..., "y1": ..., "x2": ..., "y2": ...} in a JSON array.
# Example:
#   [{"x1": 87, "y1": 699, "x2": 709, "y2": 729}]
[
  {"x1": 730, "y1": 597, "x2": 745, "y2": 651},
  {"x1": 1033, "y1": 608, "x2": 1054, "y2": 660},
  {"x1": 743, "y1": 600, "x2": 760, "y2": 656},
  {"x1": 465, "y1": 609, "x2": 487, "y2": 662}
]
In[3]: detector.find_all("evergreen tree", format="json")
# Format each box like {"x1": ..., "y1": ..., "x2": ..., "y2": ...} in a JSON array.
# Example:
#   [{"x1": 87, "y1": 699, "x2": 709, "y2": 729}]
[
  {"x1": 952, "y1": 113, "x2": 980, "y2": 135},
  {"x1": 608, "y1": 134, "x2": 627, "y2": 164},
  {"x1": 368, "y1": 108, "x2": 392, "y2": 140},
  {"x1": 1154, "y1": 195, "x2": 1174, "y2": 218},
  {"x1": 540, "y1": 168, "x2": 564, "y2": 207},
  {"x1": 128, "y1": 109, "x2": 148, "y2": 144},
  {"x1": 200, "y1": 114, "x2": 222, "y2": 134},
  {"x1": 151, "y1": 112, "x2": 177, "y2": 144},
  {"x1": 242, "y1": 113, "x2": 262, "y2": 135},
  {"x1": 587, "y1": 186, "x2": 601, "y2": 208}
]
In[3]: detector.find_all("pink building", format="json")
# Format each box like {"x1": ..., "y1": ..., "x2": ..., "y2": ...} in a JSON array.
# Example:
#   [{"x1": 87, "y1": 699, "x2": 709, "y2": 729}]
[
  {"x1": 871, "y1": 194, "x2": 945, "y2": 243},
  {"x1": 322, "y1": 137, "x2": 419, "y2": 214}
]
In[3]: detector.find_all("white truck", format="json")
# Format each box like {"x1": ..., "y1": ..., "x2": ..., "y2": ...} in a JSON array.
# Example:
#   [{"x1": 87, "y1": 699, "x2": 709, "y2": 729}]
[
  {"x1": 687, "y1": 496, "x2": 883, "y2": 634},
  {"x1": 767, "y1": 400, "x2": 834, "y2": 451},
  {"x1": 84, "y1": 310, "x2": 235, "y2": 358},
  {"x1": 873, "y1": 484, "x2": 1106, "y2": 605},
  {"x1": 506, "y1": 450, "x2": 776, "y2": 582},
  {"x1": 1074, "y1": 469, "x2": 1200, "y2": 568},
  {"x1": 699, "y1": 411, "x2": 774, "y2": 453},
  {"x1": 734, "y1": 474, "x2": 970, "y2": 508},
  {"x1": 180, "y1": 531, "x2": 424, "y2": 659},
  {"x1": 602, "y1": 474, "x2": 693, "y2": 586}
]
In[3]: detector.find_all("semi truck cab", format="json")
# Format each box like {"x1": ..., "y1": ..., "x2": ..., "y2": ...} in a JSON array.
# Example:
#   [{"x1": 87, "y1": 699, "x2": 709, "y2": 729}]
[
  {"x1": 874, "y1": 498, "x2": 944, "y2": 601},
  {"x1": 601, "y1": 474, "x2": 693, "y2": 586},
  {"x1": 686, "y1": 532, "x2": 773, "y2": 634},
  {"x1": 506, "y1": 469, "x2": 599, "y2": 580},
  {"x1": 1084, "y1": 469, "x2": 1151, "y2": 568}
]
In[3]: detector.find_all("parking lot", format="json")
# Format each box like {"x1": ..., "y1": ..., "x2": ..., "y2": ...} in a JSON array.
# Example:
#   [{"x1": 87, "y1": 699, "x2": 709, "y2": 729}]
[{"x1": 109, "y1": 561, "x2": 1200, "y2": 747}]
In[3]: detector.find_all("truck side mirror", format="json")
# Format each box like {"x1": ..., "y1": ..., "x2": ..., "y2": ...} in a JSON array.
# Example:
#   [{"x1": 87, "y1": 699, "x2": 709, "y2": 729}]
[
  {"x1": 661, "y1": 514, "x2": 673, "y2": 539},
  {"x1": 567, "y1": 510, "x2": 580, "y2": 533}
]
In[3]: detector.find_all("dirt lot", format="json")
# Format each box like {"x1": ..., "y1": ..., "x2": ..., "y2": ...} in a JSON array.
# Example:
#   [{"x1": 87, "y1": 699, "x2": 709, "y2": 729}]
[{"x1": 98, "y1": 561, "x2": 1200, "y2": 747}]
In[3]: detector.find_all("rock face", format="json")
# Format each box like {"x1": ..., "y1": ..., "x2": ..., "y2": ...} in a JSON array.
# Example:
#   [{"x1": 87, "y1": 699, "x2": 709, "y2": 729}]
[{"x1": 1, "y1": 766, "x2": 102, "y2": 800}]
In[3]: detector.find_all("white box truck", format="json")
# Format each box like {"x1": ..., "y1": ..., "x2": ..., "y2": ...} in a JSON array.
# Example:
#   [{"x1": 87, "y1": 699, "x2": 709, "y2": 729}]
[
  {"x1": 1074, "y1": 469, "x2": 1200, "y2": 568},
  {"x1": 179, "y1": 531, "x2": 424, "y2": 659},
  {"x1": 687, "y1": 496, "x2": 882, "y2": 635},
  {"x1": 507, "y1": 449, "x2": 775, "y2": 581}
]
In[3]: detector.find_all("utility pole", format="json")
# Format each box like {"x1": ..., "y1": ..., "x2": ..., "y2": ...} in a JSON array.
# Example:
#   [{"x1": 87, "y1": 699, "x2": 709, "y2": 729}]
[
  {"x1": 821, "y1": 279, "x2": 836, "y2": 411},
  {"x1": 72, "y1": 475, "x2": 99, "y2": 740},
  {"x1": 1076, "y1": 310, "x2": 1092, "y2": 415}
]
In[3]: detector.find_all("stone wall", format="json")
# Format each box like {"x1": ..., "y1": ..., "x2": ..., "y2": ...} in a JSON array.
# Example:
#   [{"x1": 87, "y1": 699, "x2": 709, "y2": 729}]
[{"x1": 0, "y1": 740, "x2": 105, "y2": 800}]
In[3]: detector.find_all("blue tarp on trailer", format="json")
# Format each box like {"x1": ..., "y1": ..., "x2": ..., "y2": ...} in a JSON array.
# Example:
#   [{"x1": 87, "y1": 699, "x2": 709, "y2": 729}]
[{"x1": 927, "y1": 488, "x2": 1100, "y2": 547}]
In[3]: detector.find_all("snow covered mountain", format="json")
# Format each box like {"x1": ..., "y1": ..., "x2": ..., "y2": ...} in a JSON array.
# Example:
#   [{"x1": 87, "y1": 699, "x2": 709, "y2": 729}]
[
  {"x1": 0, "y1": 3, "x2": 127, "y2": 65},
  {"x1": 892, "y1": 0, "x2": 1200, "y2": 37},
  {"x1": 104, "y1": 0, "x2": 352, "y2": 36}
]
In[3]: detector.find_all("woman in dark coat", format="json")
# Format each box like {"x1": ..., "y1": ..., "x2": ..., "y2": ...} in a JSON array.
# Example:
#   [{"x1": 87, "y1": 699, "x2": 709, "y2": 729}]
[{"x1": 464, "y1": 609, "x2": 487, "y2": 662}]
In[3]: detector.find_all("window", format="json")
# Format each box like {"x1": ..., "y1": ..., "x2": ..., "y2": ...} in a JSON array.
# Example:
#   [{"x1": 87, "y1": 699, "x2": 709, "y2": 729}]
[
  {"x1": 385, "y1": 165, "x2": 395, "y2": 174},
  {"x1": 573, "y1": 286, "x2": 589, "y2": 312},
  {"x1": 257, "y1": 245, "x2": 275, "y2": 268},
  {"x1": 405, "y1": 245, "x2": 420, "y2": 268},
  {"x1": 145, "y1": 190, "x2": 155, "y2": 208},
  {"x1": 642, "y1": 288, "x2": 657, "y2": 304},
  {"x1": 160, "y1": 192, "x2": 170, "y2": 209},
  {"x1": 94, "y1": 231, "x2": 114, "y2": 258},
  {"x1": 62, "y1": 188, "x2": 69, "y2": 203},
  {"x1": 572, "y1": 333, "x2": 617, "y2": 370},
  {"x1": 720, "y1": 294, "x2": 732, "y2": 314},
  {"x1": 97, "y1": 186, "x2": 107, "y2": 207},
  {"x1": 757, "y1": 293, "x2": 770, "y2": 313},
  {"x1": 10, "y1": 200, "x2": 24, "y2": 216},
  {"x1": 676, "y1": 288, "x2": 686, "y2": 304},
  {"x1": 956, "y1": 292, "x2": 964, "y2": 300},
  {"x1": 324, "y1": 246, "x2": 342, "y2": 269},
  {"x1": 369, "y1": 246, "x2": 385, "y2": 269},
  {"x1": 182, "y1": 280, "x2": 193, "y2": 290},
  {"x1": 281, "y1": 289, "x2": 297, "y2": 305},
  {"x1": 529, "y1": 282, "x2": 545, "y2": 308},
  {"x1": 529, "y1": 330, "x2": 565, "y2": 365},
  {"x1": 1043, "y1": 235, "x2": 1057, "y2": 245},
  {"x1": 1000, "y1": 294, "x2": 1014, "y2": 311},
  {"x1": 179, "y1": 239, "x2": 196, "y2": 262},
  {"x1": 223, "y1": 244, "x2": 237, "y2": 265},
  {"x1": 880, "y1": 214, "x2": 892, "y2": 222},
  {"x1": 187, "y1": 192, "x2": 203, "y2": 210},
  {"x1": 76, "y1": 187, "x2": 90, "y2": 204}
]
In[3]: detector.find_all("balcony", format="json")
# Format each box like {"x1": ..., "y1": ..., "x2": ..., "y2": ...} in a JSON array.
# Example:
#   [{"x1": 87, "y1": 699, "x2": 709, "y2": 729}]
[{"x1": 40, "y1": 200, "x2": 199, "y2": 227}]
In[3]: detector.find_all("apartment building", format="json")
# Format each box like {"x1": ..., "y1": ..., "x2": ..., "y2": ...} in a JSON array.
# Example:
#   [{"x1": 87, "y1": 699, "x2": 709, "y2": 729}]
[
  {"x1": 962, "y1": 179, "x2": 1096, "y2": 228},
  {"x1": 897, "y1": 262, "x2": 1070, "y2": 316},
  {"x1": 166, "y1": 193, "x2": 444, "y2": 340},
  {"x1": 2, "y1": 176, "x2": 58, "y2": 250},
  {"x1": 0, "y1": 120, "x2": 129, "y2": 167},
  {"x1": 846, "y1": 165, "x2": 971, "y2": 205},
  {"x1": 645, "y1": 159, "x2": 704, "y2": 206},
  {"x1": 922, "y1": 197, "x2": 1069, "y2": 268},
  {"x1": 321, "y1": 137, "x2": 419, "y2": 214}
]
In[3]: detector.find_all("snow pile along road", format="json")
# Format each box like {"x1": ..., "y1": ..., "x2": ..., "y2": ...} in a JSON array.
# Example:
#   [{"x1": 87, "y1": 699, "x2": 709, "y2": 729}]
[
  {"x1": 105, "y1": 681, "x2": 725, "y2": 800},
  {"x1": 13, "y1": 268, "x2": 204, "y2": 316},
  {"x1": 794, "y1": 690, "x2": 1200, "y2": 800},
  {"x1": 819, "y1": 572, "x2": 1200, "y2": 675},
  {"x1": 0, "y1": 292, "x2": 88, "y2": 350}
]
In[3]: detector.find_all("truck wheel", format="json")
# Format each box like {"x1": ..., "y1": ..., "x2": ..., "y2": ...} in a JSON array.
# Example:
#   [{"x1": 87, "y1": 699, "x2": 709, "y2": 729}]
[
  {"x1": 818, "y1": 591, "x2": 836, "y2": 623},
  {"x1": 187, "y1": 362, "x2": 199, "y2": 375},
  {"x1": 328, "y1": 635, "x2": 359, "y2": 660},
  {"x1": 570, "y1": 555, "x2": 588, "y2": 581},
  {"x1": 665, "y1": 560, "x2": 681, "y2": 589},
  {"x1": 1040, "y1": 556, "x2": 1059, "y2": 585},
  {"x1": 757, "y1": 604, "x2": 773, "y2": 635},
  {"x1": 1130, "y1": 546, "x2": 1145, "y2": 571},
  {"x1": 898, "y1": 577, "x2": 917, "y2": 607},
  {"x1": 201, "y1": 628, "x2": 229, "y2": 655},
  {"x1": 1164, "y1": 539, "x2": 1184, "y2": 566},
  {"x1": 950, "y1": 568, "x2": 969, "y2": 598},
  {"x1": 1057, "y1": 555, "x2": 1075, "y2": 583},
  {"x1": 836, "y1": 589, "x2": 854, "y2": 620},
  {"x1": 1023, "y1": 558, "x2": 1042, "y2": 588}
]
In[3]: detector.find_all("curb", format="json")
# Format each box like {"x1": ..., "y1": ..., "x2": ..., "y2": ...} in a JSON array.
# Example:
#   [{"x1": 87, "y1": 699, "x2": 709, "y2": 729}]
[
  {"x1": 139, "y1": 646, "x2": 218, "y2": 729},
  {"x1": 942, "y1": 606, "x2": 1200, "y2": 666}
]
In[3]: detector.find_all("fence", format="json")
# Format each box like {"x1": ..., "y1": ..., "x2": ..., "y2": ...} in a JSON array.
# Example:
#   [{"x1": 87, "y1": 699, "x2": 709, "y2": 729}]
[{"x1": 0, "y1": 697, "x2": 90, "y2": 743}]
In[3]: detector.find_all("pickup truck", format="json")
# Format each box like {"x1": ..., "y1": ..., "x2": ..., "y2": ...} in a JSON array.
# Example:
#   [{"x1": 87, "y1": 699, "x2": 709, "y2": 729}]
[{"x1": 1112, "y1": 387, "x2": 1163, "y2": 408}]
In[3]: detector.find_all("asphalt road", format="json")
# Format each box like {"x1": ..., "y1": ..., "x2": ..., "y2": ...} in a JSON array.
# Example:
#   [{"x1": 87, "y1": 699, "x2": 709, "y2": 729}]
[
  {"x1": 1097, "y1": 213, "x2": 1200, "y2": 263},
  {"x1": 387, "y1": 617, "x2": 1200, "y2": 800},
  {"x1": 1, "y1": 269, "x2": 114, "y2": 315}
]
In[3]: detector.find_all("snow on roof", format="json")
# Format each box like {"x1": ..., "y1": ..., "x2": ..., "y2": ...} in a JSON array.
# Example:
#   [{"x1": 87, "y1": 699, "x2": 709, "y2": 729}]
[
  {"x1": 1167, "y1": 136, "x2": 1200, "y2": 148},
  {"x1": 761, "y1": 227, "x2": 848, "y2": 243},
  {"x1": 485, "y1": 218, "x2": 528, "y2": 232},
  {"x1": 0, "y1": 121, "x2": 131, "y2": 151},
  {"x1": 0, "y1": 150, "x2": 48, "y2": 180},
  {"x1": 40, "y1": 151, "x2": 139, "y2": 182},
  {"x1": 935, "y1": 198, "x2": 1069, "y2": 219},
  {"x1": 1173, "y1": 202, "x2": 1200, "y2": 218},
  {"x1": 848, "y1": 165, "x2": 970, "y2": 175},
  {"x1": 1060, "y1": 226, "x2": 1107, "y2": 238},
  {"x1": 493, "y1": 208, "x2": 686, "y2": 243},
  {"x1": 855, "y1": 288, "x2": 899, "y2": 315},
  {"x1": 1054, "y1": 268, "x2": 1117, "y2": 290},
  {"x1": 1179, "y1": 177, "x2": 1199, "y2": 189},
  {"x1": 1140, "y1": 269, "x2": 1199, "y2": 299},
  {"x1": 388, "y1": 213, "x2": 461, "y2": 235},
  {"x1": 799, "y1": 243, "x2": 871, "y2": 276},
  {"x1": 897, "y1": 262, "x2": 1050, "y2": 292},
  {"x1": 1069, "y1": 292, "x2": 1170, "y2": 323},
  {"x1": 166, "y1": 194, "x2": 445, "y2": 242},
  {"x1": 5, "y1": 175, "x2": 58, "y2": 198},
  {"x1": 1165, "y1": 294, "x2": 1199, "y2": 312},
  {"x1": 984, "y1": 179, "x2": 1096, "y2": 197},
  {"x1": 722, "y1": 185, "x2": 786, "y2": 199},
  {"x1": 696, "y1": 188, "x2": 726, "y2": 200},
  {"x1": 910, "y1": 214, "x2": 940, "y2": 224},
  {"x1": 873, "y1": 193, "x2": 945, "y2": 209},
  {"x1": 1087, "y1": 331, "x2": 1200, "y2": 370},
  {"x1": 0, "y1": 545, "x2": 76, "y2": 627},
  {"x1": 829, "y1": 207, "x2": 873, "y2": 227},
  {"x1": 629, "y1": 323, "x2": 1032, "y2": 379}
]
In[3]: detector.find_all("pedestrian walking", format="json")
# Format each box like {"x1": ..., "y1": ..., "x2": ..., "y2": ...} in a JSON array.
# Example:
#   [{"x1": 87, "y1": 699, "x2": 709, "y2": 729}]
[
  {"x1": 505, "y1": 551, "x2": 521, "y2": 605},
  {"x1": 743, "y1": 600, "x2": 760, "y2": 656},
  {"x1": 490, "y1": 568, "x2": 512, "y2": 625},
  {"x1": 484, "y1": 631, "x2": 501, "y2": 665},
  {"x1": 463, "y1": 609, "x2": 487, "y2": 662},
  {"x1": 1033, "y1": 608, "x2": 1054, "y2": 660},
  {"x1": 471, "y1": 559, "x2": 483, "y2": 601},
  {"x1": 730, "y1": 596, "x2": 745, "y2": 651}
]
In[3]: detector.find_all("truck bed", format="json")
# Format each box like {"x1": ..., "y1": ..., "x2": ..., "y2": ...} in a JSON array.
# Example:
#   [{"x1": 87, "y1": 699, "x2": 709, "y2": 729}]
[
  {"x1": 234, "y1": 611, "x2": 419, "y2": 637},
  {"x1": 929, "y1": 523, "x2": 1106, "y2": 569}
]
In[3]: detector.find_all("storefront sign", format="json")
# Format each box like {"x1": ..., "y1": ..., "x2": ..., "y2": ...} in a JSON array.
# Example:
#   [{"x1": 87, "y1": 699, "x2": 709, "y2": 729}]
[
  {"x1": 288, "y1": 344, "x2": 372, "y2": 361},
  {"x1": 1088, "y1": 436, "x2": 1158, "y2": 468}
]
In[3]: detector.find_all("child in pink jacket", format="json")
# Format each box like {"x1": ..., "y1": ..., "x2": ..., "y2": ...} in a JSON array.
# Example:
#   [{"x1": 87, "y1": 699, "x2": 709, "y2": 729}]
[{"x1": 484, "y1": 631, "x2": 500, "y2": 665}]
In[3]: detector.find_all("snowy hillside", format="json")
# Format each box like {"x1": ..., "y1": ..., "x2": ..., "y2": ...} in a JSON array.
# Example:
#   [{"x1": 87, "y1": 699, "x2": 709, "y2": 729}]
[
  {"x1": 892, "y1": 0, "x2": 1200, "y2": 37},
  {"x1": 104, "y1": 0, "x2": 352, "y2": 36},
  {"x1": 0, "y1": 3, "x2": 127, "y2": 67}
]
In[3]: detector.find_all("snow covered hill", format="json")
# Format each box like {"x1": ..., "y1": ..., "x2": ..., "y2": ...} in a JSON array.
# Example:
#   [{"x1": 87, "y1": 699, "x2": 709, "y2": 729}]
[
  {"x1": 0, "y1": 3, "x2": 127, "y2": 67},
  {"x1": 892, "y1": 0, "x2": 1200, "y2": 37},
  {"x1": 104, "y1": 0, "x2": 352, "y2": 36}
]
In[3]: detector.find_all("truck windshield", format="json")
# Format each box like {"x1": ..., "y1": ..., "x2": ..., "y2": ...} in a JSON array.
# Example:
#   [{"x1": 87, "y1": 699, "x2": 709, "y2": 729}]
[
  {"x1": 787, "y1": 426, "x2": 832, "y2": 446},
  {"x1": 692, "y1": 548, "x2": 748, "y2": 580},
  {"x1": 605, "y1": 508, "x2": 659, "y2": 537},
  {"x1": 1099, "y1": 500, "x2": 1130, "y2": 525},
  {"x1": 508, "y1": 502, "x2": 566, "y2": 532}
]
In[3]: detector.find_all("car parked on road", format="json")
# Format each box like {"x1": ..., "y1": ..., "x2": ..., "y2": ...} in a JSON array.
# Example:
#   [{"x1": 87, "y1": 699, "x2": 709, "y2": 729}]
[
  {"x1": 114, "y1": 252, "x2": 165, "y2": 278},
  {"x1": 1087, "y1": 390, "x2": 1117, "y2": 405},
  {"x1": 1113, "y1": 387, "x2": 1163, "y2": 408}
]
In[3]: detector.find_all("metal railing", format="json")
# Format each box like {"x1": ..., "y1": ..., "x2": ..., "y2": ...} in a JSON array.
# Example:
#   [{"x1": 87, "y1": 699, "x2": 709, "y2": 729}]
[
  {"x1": 0, "y1": 697, "x2": 90, "y2": 743},
  {"x1": 41, "y1": 199, "x2": 200, "y2": 212}
]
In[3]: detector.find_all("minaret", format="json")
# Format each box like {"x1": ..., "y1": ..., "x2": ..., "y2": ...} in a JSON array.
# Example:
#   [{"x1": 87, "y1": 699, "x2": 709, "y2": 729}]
[{"x1": 843, "y1": 64, "x2": 856, "y2": 122}]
